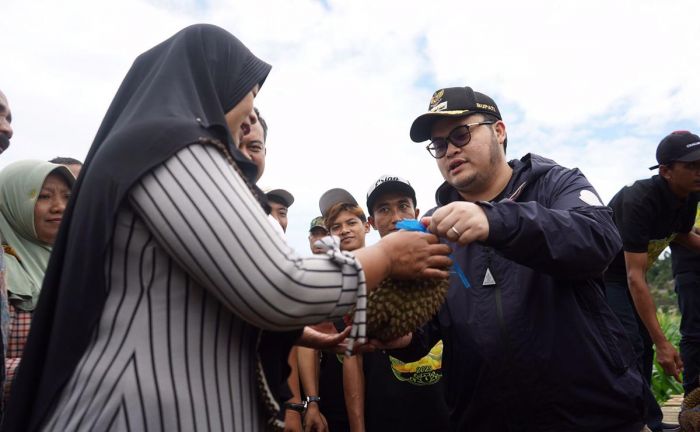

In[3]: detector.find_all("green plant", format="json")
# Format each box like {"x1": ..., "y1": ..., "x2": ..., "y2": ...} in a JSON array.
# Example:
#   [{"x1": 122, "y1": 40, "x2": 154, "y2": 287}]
[{"x1": 652, "y1": 309, "x2": 684, "y2": 403}]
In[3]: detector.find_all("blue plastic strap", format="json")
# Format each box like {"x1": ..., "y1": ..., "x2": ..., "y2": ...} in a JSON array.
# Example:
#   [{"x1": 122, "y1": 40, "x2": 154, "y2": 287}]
[{"x1": 395, "y1": 219, "x2": 471, "y2": 289}]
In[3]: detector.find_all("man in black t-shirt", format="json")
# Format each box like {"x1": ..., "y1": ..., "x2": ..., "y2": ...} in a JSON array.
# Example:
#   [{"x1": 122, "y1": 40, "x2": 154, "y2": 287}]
[
  {"x1": 605, "y1": 130, "x2": 700, "y2": 432},
  {"x1": 363, "y1": 176, "x2": 450, "y2": 431},
  {"x1": 671, "y1": 203, "x2": 700, "y2": 396}
]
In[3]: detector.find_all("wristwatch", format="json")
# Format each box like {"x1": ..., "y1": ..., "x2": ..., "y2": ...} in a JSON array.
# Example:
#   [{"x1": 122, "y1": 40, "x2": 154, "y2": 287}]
[
  {"x1": 283, "y1": 401, "x2": 306, "y2": 413},
  {"x1": 305, "y1": 395, "x2": 321, "y2": 406}
]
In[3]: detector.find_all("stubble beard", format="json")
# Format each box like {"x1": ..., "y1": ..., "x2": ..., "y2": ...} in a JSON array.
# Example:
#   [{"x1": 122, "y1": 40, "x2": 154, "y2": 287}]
[{"x1": 450, "y1": 133, "x2": 502, "y2": 197}]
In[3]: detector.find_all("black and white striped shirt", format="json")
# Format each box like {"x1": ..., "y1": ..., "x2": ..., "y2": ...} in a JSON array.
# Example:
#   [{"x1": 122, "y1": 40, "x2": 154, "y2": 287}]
[{"x1": 43, "y1": 144, "x2": 362, "y2": 431}]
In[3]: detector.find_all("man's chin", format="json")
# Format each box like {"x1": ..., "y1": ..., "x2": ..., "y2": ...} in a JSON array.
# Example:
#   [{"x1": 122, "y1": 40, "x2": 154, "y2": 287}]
[{"x1": 381, "y1": 229, "x2": 398, "y2": 237}]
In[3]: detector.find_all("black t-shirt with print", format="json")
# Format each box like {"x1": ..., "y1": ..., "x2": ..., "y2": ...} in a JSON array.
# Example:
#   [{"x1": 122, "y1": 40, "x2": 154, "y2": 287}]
[
  {"x1": 605, "y1": 175, "x2": 699, "y2": 282},
  {"x1": 363, "y1": 342, "x2": 449, "y2": 432}
]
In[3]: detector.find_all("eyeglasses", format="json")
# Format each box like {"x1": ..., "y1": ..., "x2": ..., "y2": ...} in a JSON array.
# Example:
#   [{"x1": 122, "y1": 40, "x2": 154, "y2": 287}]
[{"x1": 425, "y1": 121, "x2": 496, "y2": 159}]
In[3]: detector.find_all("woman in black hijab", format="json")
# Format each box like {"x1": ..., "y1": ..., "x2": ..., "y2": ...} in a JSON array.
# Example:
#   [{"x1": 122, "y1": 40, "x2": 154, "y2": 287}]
[{"x1": 5, "y1": 24, "x2": 450, "y2": 431}]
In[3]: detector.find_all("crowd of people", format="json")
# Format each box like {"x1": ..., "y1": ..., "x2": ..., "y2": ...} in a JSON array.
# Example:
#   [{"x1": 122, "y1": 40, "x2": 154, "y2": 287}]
[{"x1": 0, "y1": 24, "x2": 698, "y2": 432}]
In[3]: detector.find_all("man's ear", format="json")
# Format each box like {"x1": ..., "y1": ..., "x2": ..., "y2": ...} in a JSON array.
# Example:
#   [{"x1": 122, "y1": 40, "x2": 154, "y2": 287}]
[
  {"x1": 368, "y1": 216, "x2": 377, "y2": 230},
  {"x1": 494, "y1": 120, "x2": 507, "y2": 146},
  {"x1": 659, "y1": 164, "x2": 672, "y2": 181},
  {"x1": 414, "y1": 208, "x2": 420, "y2": 219},
  {"x1": 364, "y1": 221, "x2": 371, "y2": 233}
]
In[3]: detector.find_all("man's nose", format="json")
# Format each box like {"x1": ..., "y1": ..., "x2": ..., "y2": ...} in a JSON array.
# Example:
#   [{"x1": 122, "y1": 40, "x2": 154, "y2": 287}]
[
  {"x1": 0, "y1": 119, "x2": 12, "y2": 140},
  {"x1": 445, "y1": 141, "x2": 462, "y2": 158}
]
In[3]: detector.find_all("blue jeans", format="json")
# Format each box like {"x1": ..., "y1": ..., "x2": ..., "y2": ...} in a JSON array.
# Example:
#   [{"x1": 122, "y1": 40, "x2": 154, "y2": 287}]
[
  {"x1": 605, "y1": 280, "x2": 663, "y2": 431},
  {"x1": 675, "y1": 270, "x2": 700, "y2": 395}
]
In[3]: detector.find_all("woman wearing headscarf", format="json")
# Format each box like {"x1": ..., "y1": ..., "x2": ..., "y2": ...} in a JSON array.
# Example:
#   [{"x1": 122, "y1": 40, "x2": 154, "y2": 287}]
[
  {"x1": 5, "y1": 24, "x2": 451, "y2": 432},
  {"x1": 0, "y1": 161, "x2": 74, "y2": 402}
]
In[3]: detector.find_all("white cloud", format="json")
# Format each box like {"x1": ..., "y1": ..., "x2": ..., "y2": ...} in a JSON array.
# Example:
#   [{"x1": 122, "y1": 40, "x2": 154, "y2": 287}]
[{"x1": 2, "y1": 0, "x2": 699, "y2": 253}]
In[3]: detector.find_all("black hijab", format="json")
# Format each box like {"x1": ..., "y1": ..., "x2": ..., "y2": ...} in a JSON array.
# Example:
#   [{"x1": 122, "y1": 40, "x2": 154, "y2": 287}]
[{"x1": 5, "y1": 24, "x2": 271, "y2": 431}]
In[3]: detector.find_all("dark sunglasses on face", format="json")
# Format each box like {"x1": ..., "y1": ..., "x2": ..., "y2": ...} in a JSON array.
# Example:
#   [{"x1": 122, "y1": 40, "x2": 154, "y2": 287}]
[{"x1": 426, "y1": 120, "x2": 496, "y2": 159}]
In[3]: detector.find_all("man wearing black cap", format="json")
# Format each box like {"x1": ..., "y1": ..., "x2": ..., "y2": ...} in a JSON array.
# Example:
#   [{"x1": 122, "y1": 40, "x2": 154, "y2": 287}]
[
  {"x1": 265, "y1": 188, "x2": 294, "y2": 233},
  {"x1": 672, "y1": 207, "x2": 700, "y2": 397},
  {"x1": 385, "y1": 86, "x2": 645, "y2": 431},
  {"x1": 604, "y1": 131, "x2": 700, "y2": 431},
  {"x1": 363, "y1": 175, "x2": 449, "y2": 432}
]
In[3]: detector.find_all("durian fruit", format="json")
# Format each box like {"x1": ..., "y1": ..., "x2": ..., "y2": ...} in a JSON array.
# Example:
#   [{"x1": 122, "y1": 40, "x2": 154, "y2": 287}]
[
  {"x1": 681, "y1": 385, "x2": 700, "y2": 432},
  {"x1": 365, "y1": 277, "x2": 449, "y2": 341}
]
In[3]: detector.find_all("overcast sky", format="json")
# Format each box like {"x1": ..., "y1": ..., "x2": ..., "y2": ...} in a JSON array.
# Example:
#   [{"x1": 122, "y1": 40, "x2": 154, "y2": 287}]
[{"x1": 3, "y1": 0, "x2": 700, "y2": 253}]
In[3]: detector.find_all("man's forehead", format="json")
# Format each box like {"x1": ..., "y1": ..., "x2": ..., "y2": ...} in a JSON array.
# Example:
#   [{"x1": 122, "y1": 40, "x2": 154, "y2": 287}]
[
  {"x1": 373, "y1": 193, "x2": 414, "y2": 209},
  {"x1": 331, "y1": 213, "x2": 361, "y2": 224}
]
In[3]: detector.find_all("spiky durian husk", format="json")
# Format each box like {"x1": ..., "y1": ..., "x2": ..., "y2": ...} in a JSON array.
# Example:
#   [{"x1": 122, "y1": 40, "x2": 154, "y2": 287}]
[
  {"x1": 680, "y1": 386, "x2": 700, "y2": 431},
  {"x1": 366, "y1": 277, "x2": 449, "y2": 341}
]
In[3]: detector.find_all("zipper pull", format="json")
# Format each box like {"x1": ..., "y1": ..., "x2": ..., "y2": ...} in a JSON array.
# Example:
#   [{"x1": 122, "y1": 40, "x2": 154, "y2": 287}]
[{"x1": 482, "y1": 268, "x2": 496, "y2": 286}]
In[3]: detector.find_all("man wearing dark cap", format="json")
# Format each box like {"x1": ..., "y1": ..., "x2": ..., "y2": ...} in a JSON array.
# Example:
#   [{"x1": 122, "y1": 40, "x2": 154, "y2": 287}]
[
  {"x1": 363, "y1": 175, "x2": 450, "y2": 432},
  {"x1": 265, "y1": 188, "x2": 294, "y2": 233},
  {"x1": 672, "y1": 206, "x2": 700, "y2": 397},
  {"x1": 366, "y1": 175, "x2": 419, "y2": 236},
  {"x1": 604, "y1": 131, "x2": 700, "y2": 431},
  {"x1": 385, "y1": 86, "x2": 645, "y2": 431}
]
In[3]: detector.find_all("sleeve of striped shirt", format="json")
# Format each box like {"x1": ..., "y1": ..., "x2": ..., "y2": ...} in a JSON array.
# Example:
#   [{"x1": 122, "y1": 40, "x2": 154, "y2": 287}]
[{"x1": 128, "y1": 143, "x2": 361, "y2": 331}]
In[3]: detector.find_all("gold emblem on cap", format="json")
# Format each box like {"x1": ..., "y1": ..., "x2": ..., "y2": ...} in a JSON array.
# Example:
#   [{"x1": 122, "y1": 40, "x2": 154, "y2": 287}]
[{"x1": 429, "y1": 89, "x2": 445, "y2": 109}]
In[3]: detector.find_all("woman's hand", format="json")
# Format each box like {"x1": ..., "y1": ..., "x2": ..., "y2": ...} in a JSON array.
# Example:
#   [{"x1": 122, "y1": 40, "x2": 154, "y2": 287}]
[
  {"x1": 377, "y1": 231, "x2": 452, "y2": 280},
  {"x1": 296, "y1": 323, "x2": 351, "y2": 351}
]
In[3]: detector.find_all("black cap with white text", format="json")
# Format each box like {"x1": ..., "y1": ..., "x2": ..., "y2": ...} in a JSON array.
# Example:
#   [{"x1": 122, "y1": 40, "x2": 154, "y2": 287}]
[{"x1": 649, "y1": 131, "x2": 700, "y2": 170}]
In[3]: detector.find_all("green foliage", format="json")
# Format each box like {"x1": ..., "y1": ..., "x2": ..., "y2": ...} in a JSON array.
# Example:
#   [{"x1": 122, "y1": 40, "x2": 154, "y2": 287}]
[
  {"x1": 647, "y1": 250, "x2": 684, "y2": 403},
  {"x1": 652, "y1": 309, "x2": 684, "y2": 403},
  {"x1": 647, "y1": 251, "x2": 677, "y2": 310}
]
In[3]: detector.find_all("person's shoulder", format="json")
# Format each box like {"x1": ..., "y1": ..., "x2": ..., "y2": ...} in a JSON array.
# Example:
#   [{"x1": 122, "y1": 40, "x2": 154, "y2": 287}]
[
  {"x1": 518, "y1": 153, "x2": 578, "y2": 178},
  {"x1": 612, "y1": 177, "x2": 655, "y2": 201},
  {"x1": 519, "y1": 153, "x2": 585, "y2": 187}
]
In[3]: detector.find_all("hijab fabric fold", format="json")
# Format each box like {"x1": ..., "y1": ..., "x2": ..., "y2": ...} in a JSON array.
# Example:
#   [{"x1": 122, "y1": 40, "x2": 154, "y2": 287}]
[{"x1": 5, "y1": 24, "x2": 271, "y2": 431}]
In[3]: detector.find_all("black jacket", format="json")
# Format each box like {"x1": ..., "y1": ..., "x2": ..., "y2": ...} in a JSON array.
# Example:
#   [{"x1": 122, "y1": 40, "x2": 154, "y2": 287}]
[{"x1": 393, "y1": 154, "x2": 645, "y2": 432}]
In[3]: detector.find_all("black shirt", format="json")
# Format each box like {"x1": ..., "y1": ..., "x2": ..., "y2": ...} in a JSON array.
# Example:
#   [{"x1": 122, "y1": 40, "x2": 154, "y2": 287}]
[
  {"x1": 671, "y1": 203, "x2": 700, "y2": 275},
  {"x1": 318, "y1": 351, "x2": 349, "y2": 431},
  {"x1": 363, "y1": 341, "x2": 449, "y2": 432},
  {"x1": 318, "y1": 319, "x2": 350, "y2": 431},
  {"x1": 605, "y1": 175, "x2": 699, "y2": 282}
]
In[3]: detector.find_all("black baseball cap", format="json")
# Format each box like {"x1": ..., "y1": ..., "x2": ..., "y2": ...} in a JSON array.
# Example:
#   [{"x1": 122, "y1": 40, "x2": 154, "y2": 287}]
[
  {"x1": 265, "y1": 188, "x2": 294, "y2": 207},
  {"x1": 410, "y1": 86, "x2": 502, "y2": 143},
  {"x1": 366, "y1": 175, "x2": 416, "y2": 216},
  {"x1": 319, "y1": 188, "x2": 359, "y2": 217},
  {"x1": 649, "y1": 131, "x2": 700, "y2": 170}
]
